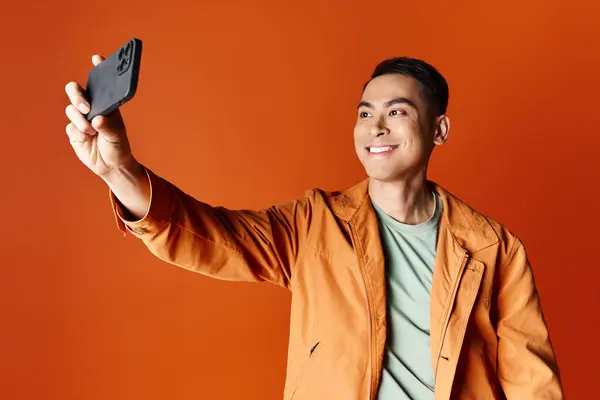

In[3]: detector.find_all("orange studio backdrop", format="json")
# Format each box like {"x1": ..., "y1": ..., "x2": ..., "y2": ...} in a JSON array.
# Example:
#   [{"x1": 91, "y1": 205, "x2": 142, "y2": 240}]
[{"x1": 0, "y1": 0, "x2": 598, "y2": 399}]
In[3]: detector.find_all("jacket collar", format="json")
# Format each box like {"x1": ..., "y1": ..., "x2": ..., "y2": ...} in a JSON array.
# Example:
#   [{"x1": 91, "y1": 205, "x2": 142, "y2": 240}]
[{"x1": 327, "y1": 177, "x2": 499, "y2": 254}]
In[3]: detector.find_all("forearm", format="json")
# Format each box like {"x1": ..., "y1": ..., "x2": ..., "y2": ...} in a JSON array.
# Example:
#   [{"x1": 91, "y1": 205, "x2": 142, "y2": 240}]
[
  {"x1": 496, "y1": 238, "x2": 563, "y2": 398},
  {"x1": 101, "y1": 158, "x2": 151, "y2": 221}
]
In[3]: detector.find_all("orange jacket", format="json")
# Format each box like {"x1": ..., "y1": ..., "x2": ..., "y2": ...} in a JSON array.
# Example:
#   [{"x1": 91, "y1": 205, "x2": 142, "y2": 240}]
[{"x1": 109, "y1": 166, "x2": 564, "y2": 399}]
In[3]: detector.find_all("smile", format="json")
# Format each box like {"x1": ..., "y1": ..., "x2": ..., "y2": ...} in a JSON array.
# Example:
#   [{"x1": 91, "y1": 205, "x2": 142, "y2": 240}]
[{"x1": 366, "y1": 145, "x2": 399, "y2": 155}]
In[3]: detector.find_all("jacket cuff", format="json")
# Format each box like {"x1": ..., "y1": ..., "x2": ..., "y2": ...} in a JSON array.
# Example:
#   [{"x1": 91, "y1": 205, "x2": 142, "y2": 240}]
[{"x1": 109, "y1": 165, "x2": 172, "y2": 237}]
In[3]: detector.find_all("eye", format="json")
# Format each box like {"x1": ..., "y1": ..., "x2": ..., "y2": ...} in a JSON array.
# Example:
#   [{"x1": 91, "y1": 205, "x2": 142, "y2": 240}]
[
  {"x1": 359, "y1": 111, "x2": 372, "y2": 118},
  {"x1": 390, "y1": 109, "x2": 407, "y2": 116}
]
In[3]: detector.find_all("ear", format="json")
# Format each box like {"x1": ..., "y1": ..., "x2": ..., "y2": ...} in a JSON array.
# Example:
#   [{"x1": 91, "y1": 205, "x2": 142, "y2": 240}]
[{"x1": 433, "y1": 115, "x2": 450, "y2": 145}]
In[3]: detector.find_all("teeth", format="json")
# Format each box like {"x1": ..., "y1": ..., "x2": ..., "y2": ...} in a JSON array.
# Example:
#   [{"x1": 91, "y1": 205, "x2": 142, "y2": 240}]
[{"x1": 370, "y1": 146, "x2": 393, "y2": 153}]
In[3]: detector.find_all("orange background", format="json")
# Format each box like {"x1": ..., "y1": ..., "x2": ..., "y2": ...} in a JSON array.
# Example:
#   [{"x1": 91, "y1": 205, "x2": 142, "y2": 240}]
[{"x1": 1, "y1": 0, "x2": 598, "y2": 398}]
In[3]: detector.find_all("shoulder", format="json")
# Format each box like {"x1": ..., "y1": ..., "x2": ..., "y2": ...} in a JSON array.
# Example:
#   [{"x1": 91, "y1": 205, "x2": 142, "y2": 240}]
[{"x1": 435, "y1": 182, "x2": 523, "y2": 263}]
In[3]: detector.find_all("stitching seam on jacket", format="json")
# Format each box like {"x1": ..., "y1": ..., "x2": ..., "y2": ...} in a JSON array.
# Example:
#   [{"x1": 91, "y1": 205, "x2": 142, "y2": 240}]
[
  {"x1": 175, "y1": 222, "x2": 246, "y2": 256},
  {"x1": 501, "y1": 237, "x2": 521, "y2": 275},
  {"x1": 291, "y1": 191, "x2": 320, "y2": 277}
]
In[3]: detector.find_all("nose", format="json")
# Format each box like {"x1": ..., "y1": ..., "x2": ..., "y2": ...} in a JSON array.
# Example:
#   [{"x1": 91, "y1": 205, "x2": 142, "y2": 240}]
[{"x1": 369, "y1": 115, "x2": 390, "y2": 137}]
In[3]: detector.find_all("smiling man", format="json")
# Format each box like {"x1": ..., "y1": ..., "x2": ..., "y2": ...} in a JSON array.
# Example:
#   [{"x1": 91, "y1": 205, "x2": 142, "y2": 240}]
[
  {"x1": 65, "y1": 56, "x2": 563, "y2": 399},
  {"x1": 356, "y1": 62, "x2": 451, "y2": 399}
]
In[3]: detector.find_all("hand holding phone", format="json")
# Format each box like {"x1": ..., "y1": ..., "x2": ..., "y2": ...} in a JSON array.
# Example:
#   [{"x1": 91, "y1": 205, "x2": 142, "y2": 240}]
[{"x1": 64, "y1": 39, "x2": 142, "y2": 179}]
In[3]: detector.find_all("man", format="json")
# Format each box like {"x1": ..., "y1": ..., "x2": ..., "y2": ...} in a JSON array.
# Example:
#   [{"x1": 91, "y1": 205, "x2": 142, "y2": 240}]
[{"x1": 64, "y1": 55, "x2": 563, "y2": 399}]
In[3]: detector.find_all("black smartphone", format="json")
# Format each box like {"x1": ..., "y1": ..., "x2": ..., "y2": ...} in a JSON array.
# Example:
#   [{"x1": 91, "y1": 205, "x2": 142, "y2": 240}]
[{"x1": 84, "y1": 38, "x2": 143, "y2": 121}]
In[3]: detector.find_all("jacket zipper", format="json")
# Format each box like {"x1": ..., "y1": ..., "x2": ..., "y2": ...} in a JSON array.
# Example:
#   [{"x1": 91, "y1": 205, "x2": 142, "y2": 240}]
[
  {"x1": 347, "y1": 221, "x2": 375, "y2": 400},
  {"x1": 433, "y1": 250, "x2": 470, "y2": 384}
]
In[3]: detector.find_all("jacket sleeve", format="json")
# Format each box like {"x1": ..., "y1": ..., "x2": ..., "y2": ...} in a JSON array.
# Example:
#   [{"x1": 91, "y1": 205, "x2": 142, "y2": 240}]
[
  {"x1": 496, "y1": 237, "x2": 564, "y2": 398},
  {"x1": 108, "y1": 164, "x2": 315, "y2": 289}
]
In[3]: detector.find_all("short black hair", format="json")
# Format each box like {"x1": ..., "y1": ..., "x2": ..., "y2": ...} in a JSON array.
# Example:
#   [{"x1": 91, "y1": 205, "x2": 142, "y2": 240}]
[{"x1": 366, "y1": 57, "x2": 449, "y2": 117}]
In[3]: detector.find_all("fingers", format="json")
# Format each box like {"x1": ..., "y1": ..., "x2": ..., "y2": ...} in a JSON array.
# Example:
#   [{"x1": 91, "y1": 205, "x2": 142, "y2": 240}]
[
  {"x1": 91, "y1": 115, "x2": 106, "y2": 132},
  {"x1": 65, "y1": 122, "x2": 89, "y2": 144},
  {"x1": 64, "y1": 54, "x2": 104, "y2": 113},
  {"x1": 92, "y1": 54, "x2": 105, "y2": 66},
  {"x1": 90, "y1": 115, "x2": 121, "y2": 143},
  {"x1": 64, "y1": 53, "x2": 108, "y2": 145},
  {"x1": 65, "y1": 104, "x2": 95, "y2": 135},
  {"x1": 64, "y1": 81, "x2": 90, "y2": 114}
]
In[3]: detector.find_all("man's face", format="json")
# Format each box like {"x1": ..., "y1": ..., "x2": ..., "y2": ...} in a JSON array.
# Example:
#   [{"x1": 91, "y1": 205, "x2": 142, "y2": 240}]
[{"x1": 354, "y1": 73, "x2": 439, "y2": 182}]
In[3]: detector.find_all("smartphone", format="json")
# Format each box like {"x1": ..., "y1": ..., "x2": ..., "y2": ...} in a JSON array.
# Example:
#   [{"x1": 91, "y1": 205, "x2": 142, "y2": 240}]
[{"x1": 84, "y1": 38, "x2": 143, "y2": 121}]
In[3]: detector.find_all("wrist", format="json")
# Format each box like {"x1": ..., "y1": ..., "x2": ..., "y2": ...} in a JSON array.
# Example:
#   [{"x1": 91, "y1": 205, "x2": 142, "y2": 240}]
[
  {"x1": 100, "y1": 157, "x2": 144, "y2": 185},
  {"x1": 101, "y1": 157, "x2": 152, "y2": 221}
]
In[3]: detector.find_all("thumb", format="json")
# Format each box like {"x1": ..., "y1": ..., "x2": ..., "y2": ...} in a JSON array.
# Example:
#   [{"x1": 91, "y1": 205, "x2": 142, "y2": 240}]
[{"x1": 91, "y1": 115, "x2": 121, "y2": 142}]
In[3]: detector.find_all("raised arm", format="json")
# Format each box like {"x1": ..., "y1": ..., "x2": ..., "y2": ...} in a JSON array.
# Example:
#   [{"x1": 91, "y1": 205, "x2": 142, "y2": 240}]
[{"x1": 106, "y1": 164, "x2": 315, "y2": 289}]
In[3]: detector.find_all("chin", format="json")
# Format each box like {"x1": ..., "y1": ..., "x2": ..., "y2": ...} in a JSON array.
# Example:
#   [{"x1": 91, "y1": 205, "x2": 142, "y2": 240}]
[
  {"x1": 363, "y1": 167, "x2": 404, "y2": 183},
  {"x1": 358, "y1": 152, "x2": 426, "y2": 183}
]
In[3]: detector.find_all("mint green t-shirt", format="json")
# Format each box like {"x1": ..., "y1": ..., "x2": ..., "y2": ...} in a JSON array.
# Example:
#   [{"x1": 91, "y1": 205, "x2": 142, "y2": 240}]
[{"x1": 371, "y1": 191, "x2": 443, "y2": 400}]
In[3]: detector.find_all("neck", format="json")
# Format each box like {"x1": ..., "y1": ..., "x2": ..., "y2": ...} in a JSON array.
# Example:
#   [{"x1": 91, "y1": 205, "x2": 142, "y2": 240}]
[{"x1": 368, "y1": 172, "x2": 434, "y2": 225}]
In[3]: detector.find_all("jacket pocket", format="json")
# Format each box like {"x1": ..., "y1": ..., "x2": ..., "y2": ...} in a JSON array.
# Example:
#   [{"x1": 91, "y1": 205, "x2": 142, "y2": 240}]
[{"x1": 289, "y1": 341, "x2": 321, "y2": 400}]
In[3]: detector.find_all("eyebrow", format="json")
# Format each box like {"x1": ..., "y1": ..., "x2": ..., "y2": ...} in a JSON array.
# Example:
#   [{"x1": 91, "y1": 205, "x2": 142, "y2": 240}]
[{"x1": 357, "y1": 97, "x2": 418, "y2": 111}]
